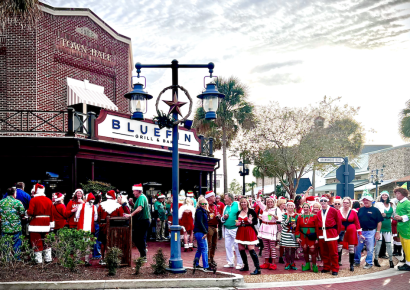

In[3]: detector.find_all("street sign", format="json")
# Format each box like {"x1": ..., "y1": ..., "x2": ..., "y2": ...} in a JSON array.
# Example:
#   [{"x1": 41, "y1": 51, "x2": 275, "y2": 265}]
[
  {"x1": 317, "y1": 157, "x2": 345, "y2": 163},
  {"x1": 336, "y1": 183, "x2": 354, "y2": 199},
  {"x1": 336, "y1": 164, "x2": 355, "y2": 183}
]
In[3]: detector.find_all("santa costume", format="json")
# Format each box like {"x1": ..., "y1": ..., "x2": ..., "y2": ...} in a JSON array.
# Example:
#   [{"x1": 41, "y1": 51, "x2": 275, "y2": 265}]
[
  {"x1": 52, "y1": 193, "x2": 67, "y2": 230},
  {"x1": 27, "y1": 184, "x2": 54, "y2": 264},
  {"x1": 295, "y1": 205, "x2": 318, "y2": 272},
  {"x1": 179, "y1": 197, "x2": 195, "y2": 251},
  {"x1": 65, "y1": 189, "x2": 84, "y2": 229},
  {"x1": 315, "y1": 195, "x2": 342, "y2": 274},
  {"x1": 98, "y1": 190, "x2": 124, "y2": 263}
]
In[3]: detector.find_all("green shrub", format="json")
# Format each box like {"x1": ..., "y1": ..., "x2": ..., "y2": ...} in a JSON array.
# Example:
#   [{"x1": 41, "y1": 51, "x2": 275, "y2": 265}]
[
  {"x1": 0, "y1": 234, "x2": 35, "y2": 270},
  {"x1": 134, "y1": 257, "x2": 145, "y2": 275},
  {"x1": 80, "y1": 180, "x2": 115, "y2": 201},
  {"x1": 151, "y1": 248, "x2": 167, "y2": 275},
  {"x1": 44, "y1": 228, "x2": 95, "y2": 272},
  {"x1": 105, "y1": 247, "x2": 122, "y2": 276}
]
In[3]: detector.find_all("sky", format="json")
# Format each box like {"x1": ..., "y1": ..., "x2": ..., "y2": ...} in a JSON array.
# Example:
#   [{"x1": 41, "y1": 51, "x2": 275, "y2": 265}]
[{"x1": 48, "y1": 0, "x2": 410, "y2": 191}]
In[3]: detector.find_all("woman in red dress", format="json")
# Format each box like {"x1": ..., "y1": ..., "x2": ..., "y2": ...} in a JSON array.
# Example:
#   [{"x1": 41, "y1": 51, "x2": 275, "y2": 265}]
[
  {"x1": 179, "y1": 198, "x2": 195, "y2": 251},
  {"x1": 65, "y1": 189, "x2": 84, "y2": 229},
  {"x1": 235, "y1": 198, "x2": 260, "y2": 275},
  {"x1": 338, "y1": 197, "x2": 362, "y2": 271},
  {"x1": 296, "y1": 203, "x2": 318, "y2": 272}
]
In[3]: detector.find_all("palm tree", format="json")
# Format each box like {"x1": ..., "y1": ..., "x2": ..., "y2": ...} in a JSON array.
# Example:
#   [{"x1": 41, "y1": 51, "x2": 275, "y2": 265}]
[
  {"x1": 247, "y1": 181, "x2": 257, "y2": 198},
  {"x1": 1, "y1": 0, "x2": 42, "y2": 32},
  {"x1": 400, "y1": 104, "x2": 410, "y2": 140},
  {"x1": 194, "y1": 76, "x2": 254, "y2": 193}
]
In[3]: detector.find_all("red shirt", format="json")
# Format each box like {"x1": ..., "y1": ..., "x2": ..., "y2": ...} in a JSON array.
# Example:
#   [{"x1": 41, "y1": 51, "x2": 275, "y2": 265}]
[
  {"x1": 27, "y1": 195, "x2": 54, "y2": 232},
  {"x1": 65, "y1": 200, "x2": 83, "y2": 228},
  {"x1": 216, "y1": 201, "x2": 225, "y2": 215},
  {"x1": 315, "y1": 207, "x2": 342, "y2": 241},
  {"x1": 208, "y1": 203, "x2": 219, "y2": 227},
  {"x1": 98, "y1": 205, "x2": 124, "y2": 235}
]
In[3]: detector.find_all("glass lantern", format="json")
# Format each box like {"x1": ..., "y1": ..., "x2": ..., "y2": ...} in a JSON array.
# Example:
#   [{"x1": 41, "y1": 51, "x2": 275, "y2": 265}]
[
  {"x1": 124, "y1": 83, "x2": 153, "y2": 120},
  {"x1": 197, "y1": 82, "x2": 225, "y2": 120}
]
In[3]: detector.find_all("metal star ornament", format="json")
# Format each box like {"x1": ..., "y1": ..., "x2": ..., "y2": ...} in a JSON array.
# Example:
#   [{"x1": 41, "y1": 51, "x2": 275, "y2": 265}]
[{"x1": 162, "y1": 93, "x2": 187, "y2": 117}]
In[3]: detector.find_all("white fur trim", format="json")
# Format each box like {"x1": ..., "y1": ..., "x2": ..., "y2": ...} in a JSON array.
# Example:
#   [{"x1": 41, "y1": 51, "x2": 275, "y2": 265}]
[
  {"x1": 36, "y1": 187, "x2": 45, "y2": 195},
  {"x1": 50, "y1": 222, "x2": 55, "y2": 228},
  {"x1": 234, "y1": 239, "x2": 259, "y2": 245},
  {"x1": 178, "y1": 204, "x2": 195, "y2": 220},
  {"x1": 33, "y1": 193, "x2": 46, "y2": 197},
  {"x1": 28, "y1": 225, "x2": 51, "y2": 232},
  {"x1": 205, "y1": 192, "x2": 215, "y2": 199},
  {"x1": 187, "y1": 193, "x2": 194, "y2": 197},
  {"x1": 157, "y1": 195, "x2": 165, "y2": 199},
  {"x1": 100, "y1": 200, "x2": 122, "y2": 215},
  {"x1": 132, "y1": 186, "x2": 143, "y2": 191},
  {"x1": 357, "y1": 228, "x2": 362, "y2": 232}
]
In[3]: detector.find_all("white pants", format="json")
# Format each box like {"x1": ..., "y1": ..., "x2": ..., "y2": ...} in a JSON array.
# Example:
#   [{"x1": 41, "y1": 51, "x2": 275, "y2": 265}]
[{"x1": 224, "y1": 227, "x2": 243, "y2": 266}]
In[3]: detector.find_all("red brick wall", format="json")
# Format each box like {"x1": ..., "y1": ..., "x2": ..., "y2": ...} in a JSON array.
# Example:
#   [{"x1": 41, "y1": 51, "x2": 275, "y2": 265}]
[{"x1": 1, "y1": 10, "x2": 132, "y2": 116}]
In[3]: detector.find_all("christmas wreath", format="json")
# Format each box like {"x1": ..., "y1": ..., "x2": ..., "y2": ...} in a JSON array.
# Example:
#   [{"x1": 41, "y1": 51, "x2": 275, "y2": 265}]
[{"x1": 153, "y1": 111, "x2": 175, "y2": 129}]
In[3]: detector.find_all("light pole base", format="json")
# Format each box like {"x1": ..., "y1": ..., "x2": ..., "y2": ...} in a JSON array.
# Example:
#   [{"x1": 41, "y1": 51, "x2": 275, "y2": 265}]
[{"x1": 167, "y1": 225, "x2": 186, "y2": 274}]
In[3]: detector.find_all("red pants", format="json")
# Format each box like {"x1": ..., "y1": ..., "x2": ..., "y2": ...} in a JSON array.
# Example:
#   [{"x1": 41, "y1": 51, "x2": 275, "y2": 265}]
[
  {"x1": 319, "y1": 239, "x2": 339, "y2": 272},
  {"x1": 30, "y1": 232, "x2": 49, "y2": 252}
]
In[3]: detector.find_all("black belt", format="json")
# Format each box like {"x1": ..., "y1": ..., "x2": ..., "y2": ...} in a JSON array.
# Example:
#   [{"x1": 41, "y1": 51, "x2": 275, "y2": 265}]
[
  {"x1": 362, "y1": 228, "x2": 376, "y2": 231},
  {"x1": 240, "y1": 224, "x2": 252, "y2": 227},
  {"x1": 321, "y1": 225, "x2": 338, "y2": 230},
  {"x1": 342, "y1": 221, "x2": 354, "y2": 228}
]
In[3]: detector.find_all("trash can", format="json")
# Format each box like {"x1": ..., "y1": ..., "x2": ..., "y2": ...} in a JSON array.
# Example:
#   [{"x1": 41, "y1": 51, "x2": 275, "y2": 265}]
[{"x1": 107, "y1": 216, "x2": 132, "y2": 266}]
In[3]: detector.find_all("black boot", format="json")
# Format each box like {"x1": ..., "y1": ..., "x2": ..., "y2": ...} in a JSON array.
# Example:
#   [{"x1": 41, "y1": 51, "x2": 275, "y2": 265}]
[
  {"x1": 338, "y1": 250, "x2": 343, "y2": 266},
  {"x1": 279, "y1": 256, "x2": 285, "y2": 264},
  {"x1": 249, "y1": 249, "x2": 261, "y2": 275},
  {"x1": 374, "y1": 259, "x2": 381, "y2": 267},
  {"x1": 392, "y1": 245, "x2": 399, "y2": 256},
  {"x1": 239, "y1": 250, "x2": 249, "y2": 271},
  {"x1": 390, "y1": 261, "x2": 394, "y2": 268},
  {"x1": 349, "y1": 253, "x2": 355, "y2": 272},
  {"x1": 258, "y1": 239, "x2": 264, "y2": 256}
]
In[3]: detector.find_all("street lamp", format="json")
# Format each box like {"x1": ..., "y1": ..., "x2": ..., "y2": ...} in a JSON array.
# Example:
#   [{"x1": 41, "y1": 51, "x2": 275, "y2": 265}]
[
  {"x1": 124, "y1": 81, "x2": 153, "y2": 120},
  {"x1": 133, "y1": 60, "x2": 224, "y2": 274},
  {"x1": 197, "y1": 81, "x2": 225, "y2": 120},
  {"x1": 370, "y1": 165, "x2": 384, "y2": 198},
  {"x1": 237, "y1": 158, "x2": 249, "y2": 196}
]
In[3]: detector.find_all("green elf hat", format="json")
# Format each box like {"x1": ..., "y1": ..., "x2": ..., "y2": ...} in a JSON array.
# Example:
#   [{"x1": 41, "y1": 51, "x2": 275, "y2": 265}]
[
  {"x1": 380, "y1": 191, "x2": 390, "y2": 198},
  {"x1": 360, "y1": 188, "x2": 373, "y2": 201}
]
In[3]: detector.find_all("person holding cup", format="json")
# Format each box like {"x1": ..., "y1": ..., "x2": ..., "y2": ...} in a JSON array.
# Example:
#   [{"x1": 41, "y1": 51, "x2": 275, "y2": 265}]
[
  {"x1": 255, "y1": 192, "x2": 282, "y2": 270},
  {"x1": 205, "y1": 191, "x2": 219, "y2": 266}
]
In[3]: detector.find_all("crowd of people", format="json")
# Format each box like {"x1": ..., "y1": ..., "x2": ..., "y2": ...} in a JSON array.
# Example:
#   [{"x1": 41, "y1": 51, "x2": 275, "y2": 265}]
[{"x1": 0, "y1": 181, "x2": 410, "y2": 276}]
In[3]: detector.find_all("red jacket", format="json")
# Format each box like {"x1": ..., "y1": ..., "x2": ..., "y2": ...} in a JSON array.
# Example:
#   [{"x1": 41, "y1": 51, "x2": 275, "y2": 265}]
[
  {"x1": 53, "y1": 203, "x2": 67, "y2": 230},
  {"x1": 216, "y1": 201, "x2": 225, "y2": 215},
  {"x1": 65, "y1": 200, "x2": 83, "y2": 228},
  {"x1": 27, "y1": 194, "x2": 54, "y2": 232},
  {"x1": 208, "y1": 203, "x2": 219, "y2": 227},
  {"x1": 315, "y1": 206, "x2": 342, "y2": 241}
]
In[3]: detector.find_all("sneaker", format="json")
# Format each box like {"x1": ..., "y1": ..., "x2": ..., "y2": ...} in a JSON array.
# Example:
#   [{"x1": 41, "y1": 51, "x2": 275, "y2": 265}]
[
  {"x1": 285, "y1": 263, "x2": 291, "y2": 270},
  {"x1": 203, "y1": 267, "x2": 213, "y2": 273},
  {"x1": 398, "y1": 264, "x2": 410, "y2": 271},
  {"x1": 269, "y1": 263, "x2": 277, "y2": 270},
  {"x1": 290, "y1": 263, "x2": 297, "y2": 270},
  {"x1": 99, "y1": 259, "x2": 106, "y2": 265},
  {"x1": 223, "y1": 264, "x2": 234, "y2": 268},
  {"x1": 235, "y1": 264, "x2": 243, "y2": 270},
  {"x1": 354, "y1": 262, "x2": 360, "y2": 267},
  {"x1": 363, "y1": 263, "x2": 372, "y2": 269},
  {"x1": 141, "y1": 257, "x2": 148, "y2": 263},
  {"x1": 260, "y1": 262, "x2": 271, "y2": 269}
]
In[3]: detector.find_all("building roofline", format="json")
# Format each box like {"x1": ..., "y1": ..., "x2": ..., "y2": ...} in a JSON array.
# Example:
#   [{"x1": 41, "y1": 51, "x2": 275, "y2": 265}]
[
  {"x1": 39, "y1": 2, "x2": 131, "y2": 44},
  {"x1": 368, "y1": 143, "x2": 410, "y2": 155}
]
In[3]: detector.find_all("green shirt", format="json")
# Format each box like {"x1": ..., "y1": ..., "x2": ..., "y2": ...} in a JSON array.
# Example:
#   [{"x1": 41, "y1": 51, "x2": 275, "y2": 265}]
[
  {"x1": 166, "y1": 203, "x2": 172, "y2": 217},
  {"x1": 155, "y1": 201, "x2": 166, "y2": 220},
  {"x1": 222, "y1": 201, "x2": 240, "y2": 229},
  {"x1": 133, "y1": 194, "x2": 150, "y2": 220},
  {"x1": 0, "y1": 196, "x2": 25, "y2": 234},
  {"x1": 396, "y1": 198, "x2": 410, "y2": 239},
  {"x1": 380, "y1": 205, "x2": 393, "y2": 233}
]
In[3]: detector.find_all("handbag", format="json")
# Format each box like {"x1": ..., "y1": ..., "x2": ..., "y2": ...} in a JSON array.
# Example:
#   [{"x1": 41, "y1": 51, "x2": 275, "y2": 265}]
[
  {"x1": 306, "y1": 232, "x2": 317, "y2": 241},
  {"x1": 338, "y1": 230, "x2": 346, "y2": 242}
]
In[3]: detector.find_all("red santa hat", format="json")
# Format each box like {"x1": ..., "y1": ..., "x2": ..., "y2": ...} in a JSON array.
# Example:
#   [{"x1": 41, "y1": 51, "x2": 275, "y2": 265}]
[
  {"x1": 286, "y1": 200, "x2": 295, "y2": 206},
  {"x1": 132, "y1": 183, "x2": 143, "y2": 191},
  {"x1": 279, "y1": 196, "x2": 286, "y2": 200},
  {"x1": 258, "y1": 189, "x2": 263, "y2": 194},
  {"x1": 205, "y1": 191, "x2": 215, "y2": 199},
  {"x1": 335, "y1": 196, "x2": 341, "y2": 200},
  {"x1": 320, "y1": 195, "x2": 329, "y2": 201},
  {"x1": 306, "y1": 196, "x2": 315, "y2": 202},
  {"x1": 270, "y1": 195, "x2": 277, "y2": 200},
  {"x1": 157, "y1": 193, "x2": 165, "y2": 199},
  {"x1": 55, "y1": 192, "x2": 64, "y2": 202},
  {"x1": 106, "y1": 190, "x2": 116, "y2": 200},
  {"x1": 187, "y1": 191, "x2": 194, "y2": 197},
  {"x1": 86, "y1": 193, "x2": 95, "y2": 202},
  {"x1": 33, "y1": 183, "x2": 45, "y2": 196}
]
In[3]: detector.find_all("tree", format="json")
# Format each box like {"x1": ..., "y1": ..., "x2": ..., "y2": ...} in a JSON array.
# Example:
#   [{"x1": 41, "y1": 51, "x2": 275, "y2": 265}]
[
  {"x1": 233, "y1": 96, "x2": 365, "y2": 199},
  {"x1": 399, "y1": 101, "x2": 410, "y2": 140},
  {"x1": 247, "y1": 181, "x2": 257, "y2": 197},
  {"x1": 194, "y1": 76, "x2": 254, "y2": 193},
  {"x1": 0, "y1": 0, "x2": 42, "y2": 32},
  {"x1": 229, "y1": 179, "x2": 242, "y2": 196}
]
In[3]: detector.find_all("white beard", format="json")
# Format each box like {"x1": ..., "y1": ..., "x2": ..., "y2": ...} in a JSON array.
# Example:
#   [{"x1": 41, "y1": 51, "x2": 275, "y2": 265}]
[{"x1": 100, "y1": 199, "x2": 122, "y2": 214}]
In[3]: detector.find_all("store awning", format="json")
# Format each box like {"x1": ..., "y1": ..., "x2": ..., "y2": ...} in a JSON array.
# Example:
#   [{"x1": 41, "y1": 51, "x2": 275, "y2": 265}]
[
  {"x1": 315, "y1": 180, "x2": 368, "y2": 193},
  {"x1": 354, "y1": 179, "x2": 395, "y2": 191},
  {"x1": 67, "y1": 77, "x2": 118, "y2": 111}
]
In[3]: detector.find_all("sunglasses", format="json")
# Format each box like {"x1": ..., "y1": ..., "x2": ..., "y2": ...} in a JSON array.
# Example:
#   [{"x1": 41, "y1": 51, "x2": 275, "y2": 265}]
[
  {"x1": 319, "y1": 200, "x2": 328, "y2": 202},
  {"x1": 200, "y1": 203, "x2": 207, "y2": 206},
  {"x1": 334, "y1": 203, "x2": 341, "y2": 205}
]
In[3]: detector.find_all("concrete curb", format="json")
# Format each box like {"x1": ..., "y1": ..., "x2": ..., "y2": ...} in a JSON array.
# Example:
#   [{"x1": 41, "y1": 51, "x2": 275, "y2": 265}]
[
  {"x1": 241, "y1": 268, "x2": 406, "y2": 288},
  {"x1": 0, "y1": 269, "x2": 244, "y2": 290}
]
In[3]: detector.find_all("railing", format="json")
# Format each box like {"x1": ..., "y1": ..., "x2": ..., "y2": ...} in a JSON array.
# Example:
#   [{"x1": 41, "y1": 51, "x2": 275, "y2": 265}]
[
  {"x1": 0, "y1": 110, "x2": 67, "y2": 133},
  {"x1": 199, "y1": 135, "x2": 214, "y2": 157}
]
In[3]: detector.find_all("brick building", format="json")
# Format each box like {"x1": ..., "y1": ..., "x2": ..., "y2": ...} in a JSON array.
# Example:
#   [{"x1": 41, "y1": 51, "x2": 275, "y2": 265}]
[{"x1": 0, "y1": 3, "x2": 218, "y2": 199}]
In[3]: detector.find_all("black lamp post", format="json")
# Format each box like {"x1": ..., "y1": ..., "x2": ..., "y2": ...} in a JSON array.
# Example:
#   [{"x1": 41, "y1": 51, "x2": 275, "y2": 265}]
[
  {"x1": 238, "y1": 157, "x2": 249, "y2": 196},
  {"x1": 370, "y1": 165, "x2": 384, "y2": 198},
  {"x1": 132, "y1": 60, "x2": 224, "y2": 274}
]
